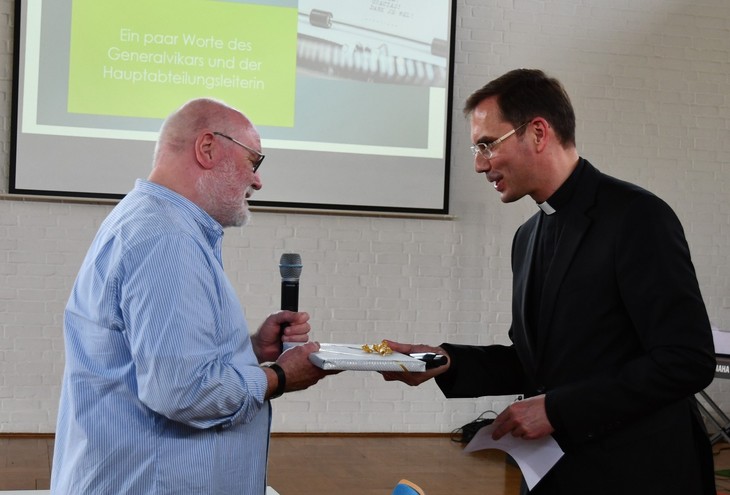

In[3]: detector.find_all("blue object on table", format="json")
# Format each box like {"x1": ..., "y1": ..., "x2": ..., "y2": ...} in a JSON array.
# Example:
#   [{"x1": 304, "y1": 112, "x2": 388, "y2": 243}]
[{"x1": 391, "y1": 479, "x2": 425, "y2": 495}]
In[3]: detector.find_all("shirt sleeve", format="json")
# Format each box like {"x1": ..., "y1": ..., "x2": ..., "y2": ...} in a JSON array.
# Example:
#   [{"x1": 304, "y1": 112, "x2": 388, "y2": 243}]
[{"x1": 118, "y1": 232, "x2": 268, "y2": 429}]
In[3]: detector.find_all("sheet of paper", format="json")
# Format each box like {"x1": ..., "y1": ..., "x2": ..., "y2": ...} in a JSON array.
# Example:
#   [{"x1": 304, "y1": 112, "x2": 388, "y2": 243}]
[
  {"x1": 713, "y1": 327, "x2": 730, "y2": 355},
  {"x1": 463, "y1": 423, "x2": 564, "y2": 490}
]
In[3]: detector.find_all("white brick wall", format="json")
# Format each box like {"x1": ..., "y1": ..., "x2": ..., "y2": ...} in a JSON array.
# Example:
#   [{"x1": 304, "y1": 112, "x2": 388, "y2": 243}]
[{"x1": 1, "y1": 0, "x2": 729, "y2": 433}]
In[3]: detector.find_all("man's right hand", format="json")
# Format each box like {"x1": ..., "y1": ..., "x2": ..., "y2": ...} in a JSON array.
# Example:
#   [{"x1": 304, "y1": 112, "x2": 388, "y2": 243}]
[
  {"x1": 379, "y1": 340, "x2": 450, "y2": 386},
  {"x1": 273, "y1": 341, "x2": 334, "y2": 394}
]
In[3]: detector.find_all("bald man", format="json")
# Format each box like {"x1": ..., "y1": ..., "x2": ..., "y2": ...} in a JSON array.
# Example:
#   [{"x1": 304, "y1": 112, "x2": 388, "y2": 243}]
[{"x1": 52, "y1": 98, "x2": 329, "y2": 495}]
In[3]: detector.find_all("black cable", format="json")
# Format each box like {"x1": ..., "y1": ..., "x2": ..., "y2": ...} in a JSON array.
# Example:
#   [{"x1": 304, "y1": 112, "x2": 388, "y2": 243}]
[{"x1": 451, "y1": 410, "x2": 497, "y2": 444}]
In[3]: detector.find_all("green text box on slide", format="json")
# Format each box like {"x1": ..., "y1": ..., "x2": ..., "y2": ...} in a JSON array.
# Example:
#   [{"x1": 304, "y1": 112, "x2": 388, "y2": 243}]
[{"x1": 68, "y1": 0, "x2": 297, "y2": 127}]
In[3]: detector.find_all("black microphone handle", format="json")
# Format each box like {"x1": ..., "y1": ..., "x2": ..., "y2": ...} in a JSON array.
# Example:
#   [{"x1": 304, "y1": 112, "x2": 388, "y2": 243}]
[
  {"x1": 281, "y1": 280, "x2": 299, "y2": 312},
  {"x1": 280, "y1": 281, "x2": 299, "y2": 352}
]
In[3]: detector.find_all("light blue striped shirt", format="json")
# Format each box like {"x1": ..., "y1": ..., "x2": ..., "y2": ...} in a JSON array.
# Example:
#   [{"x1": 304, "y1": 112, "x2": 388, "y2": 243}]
[{"x1": 52, "y1": 180, "x2": 271, "y2": 495}]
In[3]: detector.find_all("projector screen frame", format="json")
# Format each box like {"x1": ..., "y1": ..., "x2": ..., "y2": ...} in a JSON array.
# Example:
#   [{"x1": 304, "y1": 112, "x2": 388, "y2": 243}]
[{"x1": 10, "y1": 0, "x2": 456, "y2": 215}]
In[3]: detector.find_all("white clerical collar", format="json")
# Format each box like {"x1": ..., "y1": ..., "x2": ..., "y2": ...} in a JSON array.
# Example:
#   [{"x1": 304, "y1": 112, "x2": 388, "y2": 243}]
[{"x1": 538, "y1": 201, "x2": 556, "y2": 215}]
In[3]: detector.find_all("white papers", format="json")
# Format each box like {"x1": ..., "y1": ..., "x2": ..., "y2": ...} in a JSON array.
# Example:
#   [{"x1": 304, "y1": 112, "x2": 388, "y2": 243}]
[
  {"x1": 309, "y1": 343, "x2": 426, "y2": 372},
  {"x1": 463, "y1": 423, "x2": 564, "y2": 490},
  {"x1": 712, "y1": 327, "x2": 730, "y2": 355}
]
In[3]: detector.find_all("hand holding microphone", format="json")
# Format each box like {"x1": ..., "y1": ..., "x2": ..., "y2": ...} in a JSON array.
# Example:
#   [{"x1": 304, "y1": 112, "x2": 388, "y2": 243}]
[{"x1": 249, "y1": 254, "x2": 313, "y2": 363}]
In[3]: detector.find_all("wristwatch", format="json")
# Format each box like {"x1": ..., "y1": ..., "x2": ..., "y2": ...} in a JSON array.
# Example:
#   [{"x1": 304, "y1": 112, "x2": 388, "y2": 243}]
[{"x1": 266, "y1": 363, "x2": 286, "y2": 399}]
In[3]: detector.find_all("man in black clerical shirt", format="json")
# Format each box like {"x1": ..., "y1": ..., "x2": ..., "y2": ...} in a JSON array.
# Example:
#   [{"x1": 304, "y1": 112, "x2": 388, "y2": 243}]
[{"x1": 380, "y1": 69, "x2": 716, "y2": 495}]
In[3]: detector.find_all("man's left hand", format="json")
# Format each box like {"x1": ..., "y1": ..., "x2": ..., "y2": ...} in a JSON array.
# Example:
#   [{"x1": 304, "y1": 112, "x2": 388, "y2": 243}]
[{"x1": 490, "y1": 394, "x2": 555, "y2": 440}]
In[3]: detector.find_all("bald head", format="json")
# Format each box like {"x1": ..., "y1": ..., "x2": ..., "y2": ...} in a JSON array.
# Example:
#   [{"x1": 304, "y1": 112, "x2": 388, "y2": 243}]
[
  {"x1": 153, "y1": 98, "x2": 254, "y2": 165},
  {"x1": 148, "y1": 98, "x2": 263, "y2": 227}
]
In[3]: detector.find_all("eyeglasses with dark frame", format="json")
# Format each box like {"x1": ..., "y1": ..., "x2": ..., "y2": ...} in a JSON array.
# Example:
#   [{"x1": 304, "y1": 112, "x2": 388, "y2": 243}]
[
  {"x1": 213, "y1": 131, "x2": 265, "y2": 173},
  {"x1": 470, "y1": 121, "x2": 530, "y2": 160}
]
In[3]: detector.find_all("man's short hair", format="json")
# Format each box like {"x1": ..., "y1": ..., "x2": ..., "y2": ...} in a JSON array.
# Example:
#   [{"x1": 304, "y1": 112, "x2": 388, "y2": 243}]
[{"x1": 464, "y1": 69, "x2": 576, "y2": 147}]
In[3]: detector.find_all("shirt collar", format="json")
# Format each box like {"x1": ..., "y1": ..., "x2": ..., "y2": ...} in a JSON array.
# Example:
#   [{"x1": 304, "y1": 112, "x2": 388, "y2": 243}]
[
  {"x1": 134, "y1": 179, "x2": 223, "y2": 247},
  {"x1": 536, "y1": 158, "x2": 585, "y2": 216},
  {"x1": 538, "y1": 201, "x2": 556, "y2": 215}
]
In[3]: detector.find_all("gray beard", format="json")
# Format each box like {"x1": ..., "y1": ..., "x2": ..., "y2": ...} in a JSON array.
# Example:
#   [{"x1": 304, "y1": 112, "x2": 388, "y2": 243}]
[{"x1": 195, "y1": 168, "x2": 250, "y2": 227}]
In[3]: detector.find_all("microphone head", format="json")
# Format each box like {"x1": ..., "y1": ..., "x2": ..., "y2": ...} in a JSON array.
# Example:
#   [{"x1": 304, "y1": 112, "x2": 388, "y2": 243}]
[{"x1": 279, "y1": 253, "x2": 303, "y2": 281}]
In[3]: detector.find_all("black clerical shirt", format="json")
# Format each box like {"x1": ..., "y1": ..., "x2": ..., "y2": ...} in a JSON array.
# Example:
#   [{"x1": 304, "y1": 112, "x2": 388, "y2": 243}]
[{"x1": 527, "y1": 159, "x2": 586, "y2": 339}]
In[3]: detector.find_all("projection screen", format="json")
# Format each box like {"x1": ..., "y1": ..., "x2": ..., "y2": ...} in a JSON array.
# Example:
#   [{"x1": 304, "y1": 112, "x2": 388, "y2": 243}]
[{"x1": 10, "y1": 0, "x2": 455, "y2": 214}]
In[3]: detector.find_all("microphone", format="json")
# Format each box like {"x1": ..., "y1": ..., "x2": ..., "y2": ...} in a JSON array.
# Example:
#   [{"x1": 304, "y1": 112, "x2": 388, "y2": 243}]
[{"x1": 279, "y1": 253, "x2": 302, "y2": 351}]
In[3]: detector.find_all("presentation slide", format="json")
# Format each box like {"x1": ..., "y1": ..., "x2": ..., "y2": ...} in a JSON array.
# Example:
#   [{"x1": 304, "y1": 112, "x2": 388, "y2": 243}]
[{"x1": 11, "y1": 0, "x2": 455, "y2": 214}]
